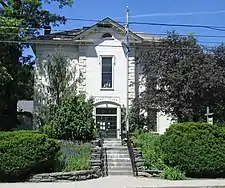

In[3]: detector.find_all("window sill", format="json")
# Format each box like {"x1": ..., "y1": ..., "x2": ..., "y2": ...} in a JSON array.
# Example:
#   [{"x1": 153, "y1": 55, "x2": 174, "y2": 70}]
[{"x1": 100, "y1": 88, "x2": 114, "y2": 91}]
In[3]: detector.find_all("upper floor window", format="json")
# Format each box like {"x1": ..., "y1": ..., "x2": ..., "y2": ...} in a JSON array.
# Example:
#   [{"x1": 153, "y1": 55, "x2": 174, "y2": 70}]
[
  {"x1": 101, "y1": 57, "x2": 113, "y2": 89},
  {"x1": 102, "y1": 33, "x2": 112, "y2": 39}
]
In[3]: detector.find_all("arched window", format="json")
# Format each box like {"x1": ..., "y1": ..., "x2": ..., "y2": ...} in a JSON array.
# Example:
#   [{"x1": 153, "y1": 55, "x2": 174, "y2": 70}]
[{"x1": 102, "y1": 33, "x2": 112, "y2": 38}]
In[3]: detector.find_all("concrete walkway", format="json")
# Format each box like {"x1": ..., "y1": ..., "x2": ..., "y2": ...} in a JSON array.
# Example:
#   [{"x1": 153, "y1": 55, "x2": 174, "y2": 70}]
[{"x1": 1, "y1": 176, "x2": 225, "y2": 188}]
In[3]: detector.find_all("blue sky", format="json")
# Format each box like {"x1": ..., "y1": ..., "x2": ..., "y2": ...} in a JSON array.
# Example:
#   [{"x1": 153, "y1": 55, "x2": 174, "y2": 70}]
[
  {"x1": 46, "y1": 0, "x2": 225, "y2": 44},
  {"x1": 26, "y1": 0, "x2": 225, "y2": 57}
]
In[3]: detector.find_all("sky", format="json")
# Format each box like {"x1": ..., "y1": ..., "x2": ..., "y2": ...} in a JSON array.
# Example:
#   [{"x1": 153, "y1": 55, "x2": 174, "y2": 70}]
[
  {"x1": 25, "y1": 0, "x2": 225, "y2": 57},
  {"x1": 47, "y1": 0, "x2": 225, "y2": 43}
]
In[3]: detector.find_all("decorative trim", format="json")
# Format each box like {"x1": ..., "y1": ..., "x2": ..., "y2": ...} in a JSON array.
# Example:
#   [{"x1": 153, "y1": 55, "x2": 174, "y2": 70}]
[
  {"x1": 94, "y1": 96, "x2": 120, "y2": 104},
  {"x1": 100, "y1": 88, "x2": 114, "y2": 91}
]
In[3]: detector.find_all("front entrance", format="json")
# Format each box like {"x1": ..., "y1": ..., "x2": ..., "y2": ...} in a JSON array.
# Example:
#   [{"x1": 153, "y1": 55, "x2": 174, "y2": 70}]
[{"x1": 96, "y1": 108, "x2": 117, "y2": 138}]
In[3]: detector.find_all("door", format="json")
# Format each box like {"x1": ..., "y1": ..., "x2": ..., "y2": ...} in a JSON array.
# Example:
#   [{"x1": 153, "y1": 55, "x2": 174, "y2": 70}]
[{"x1": 96, "y1": 108, "x2": 117, "y2": 138}]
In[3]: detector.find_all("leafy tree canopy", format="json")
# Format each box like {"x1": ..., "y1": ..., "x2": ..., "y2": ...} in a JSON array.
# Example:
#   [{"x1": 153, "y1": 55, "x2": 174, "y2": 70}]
[
  {"x1": 140, "y1": 31, "x2": 225, "y2": 123},
  {"x1": 0, "y1": 0, "x2": 74, "y2": 130}
]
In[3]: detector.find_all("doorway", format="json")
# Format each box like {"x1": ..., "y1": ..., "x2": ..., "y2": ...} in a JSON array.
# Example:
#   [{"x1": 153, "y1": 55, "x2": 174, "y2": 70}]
[{"x1": 96, "y1": 108, "x2": 117, "y2": 138}]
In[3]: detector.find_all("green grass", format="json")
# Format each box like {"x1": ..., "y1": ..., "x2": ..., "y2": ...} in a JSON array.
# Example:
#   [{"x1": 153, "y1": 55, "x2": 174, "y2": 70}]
[{"x1": 160, "y1": 167, "x2": 186, "y2": 180}]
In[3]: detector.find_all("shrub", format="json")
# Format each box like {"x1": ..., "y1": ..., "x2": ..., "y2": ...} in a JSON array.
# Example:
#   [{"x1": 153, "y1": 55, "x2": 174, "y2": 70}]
[
  {"x1": 132, "y1": 130, "x2": 165, "y2": 170},
  {"x1": 60, "y1": 141, "x2": 91, "y2": 171},
  {"x1": 160, "y1": 167, "x2": 186, "y2": 180},
  {"x1": 161, "y1": 122, "x2": 225, "y2": 178},
  {"x1": 42, "y1": 94, "x2": 96, "y2": 141},
  {"x1": 0, "y1": 131, "x2": 61, "y2": 182}
]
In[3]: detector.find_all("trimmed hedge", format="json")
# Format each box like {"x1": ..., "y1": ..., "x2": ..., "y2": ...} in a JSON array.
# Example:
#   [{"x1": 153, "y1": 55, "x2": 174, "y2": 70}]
[
  {"x1": 161, "y1": 122, "x2": 225, "y2": 178},
  {"x1": 0, "y1": 131, "x2": 61, "y2": 182}
]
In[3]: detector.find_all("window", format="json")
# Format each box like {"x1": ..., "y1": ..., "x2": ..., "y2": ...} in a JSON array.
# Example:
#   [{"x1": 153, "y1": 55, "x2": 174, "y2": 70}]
[
  {"x1": 96, "y1": 108, "x2": 117, "y2": 115},
  {"x1": 101, "y1": 57, "x2": 113, "y2": 89},
  {"x1": 102, "y1": 33, "x2": 112, "y2": 38}
]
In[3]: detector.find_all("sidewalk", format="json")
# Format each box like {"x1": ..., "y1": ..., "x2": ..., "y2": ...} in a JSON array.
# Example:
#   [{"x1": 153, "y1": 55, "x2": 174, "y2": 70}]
[{"x1": 1, "y1": 176, "x2": 225, "y2": 188}]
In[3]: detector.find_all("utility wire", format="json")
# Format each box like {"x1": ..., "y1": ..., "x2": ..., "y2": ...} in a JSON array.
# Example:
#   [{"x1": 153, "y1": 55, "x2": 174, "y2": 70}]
[
  {"x1": 1, "y1": 18, "x2": 225, "y2": 32},
  {"x1": 115, "y1": 10, "x2": 225, "y2": 19},
  {"x1": 0, "y1": 31, "x2": 224, "y2": 45},
  {"x1": 58, "y1": 17, "x2": 225, "y2": 31},
  {"x1": 0, "y1": 31, "x2": 224, "y2": 44},
  {"x1": 0, "y1": 40, "x2": 219, "y2": 49},
  {"x1": 2, "y1": 29, "x2": 225, "y2": 40},
  {"x1": 130, "y1": 22, "x2": 225, "y2": 32}
]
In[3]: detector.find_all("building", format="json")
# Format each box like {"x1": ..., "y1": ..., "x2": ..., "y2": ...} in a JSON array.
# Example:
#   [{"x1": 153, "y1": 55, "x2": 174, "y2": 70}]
[{"x1": 34, "y1": 17, "x2": 174, "y2": 139}]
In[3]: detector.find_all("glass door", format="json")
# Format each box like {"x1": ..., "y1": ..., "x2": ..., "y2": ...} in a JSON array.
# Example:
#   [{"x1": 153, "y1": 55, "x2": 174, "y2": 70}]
[{"x1": 96, "y1": 108, "x2": 117, "y2": 138}]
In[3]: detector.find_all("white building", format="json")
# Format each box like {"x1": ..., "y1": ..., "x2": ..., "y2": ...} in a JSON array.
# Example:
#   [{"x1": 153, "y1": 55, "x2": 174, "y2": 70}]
[{"x1": 34, "y1": 17, "x2": 174, "y2": 139}]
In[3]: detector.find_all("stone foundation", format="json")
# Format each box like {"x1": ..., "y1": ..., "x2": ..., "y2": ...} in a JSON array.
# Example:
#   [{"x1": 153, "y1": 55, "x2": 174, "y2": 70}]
[{"x1": 29, "y1": 168, "x2": 101, "y2": 182}]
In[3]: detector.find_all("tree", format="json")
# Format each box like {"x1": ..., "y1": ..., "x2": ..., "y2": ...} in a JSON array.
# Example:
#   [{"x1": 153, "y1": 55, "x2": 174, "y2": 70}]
[
  {"x1": 0, "y1": 0, "x2": 73, "y2": 130},
  {"x1": 0, "y1": 17, "x2": 25, "y2": 130},
  {"x1": 34, "y1": 49, "x2": 82, "y2": 127},
  {"x1": 128, "y1": 99, "x2": 147, "y2": 132},
  {"x1": 42, "y1": 94, "x2": 96, "y2": 141},
  {"x1": 139, "y1": 31, "x2": 225, "y2": 123},
  {"x1": 39, "y1": 49, "x2": 81, "y2": 105},
  {"x1": 0, "y1": 66, "x2": 12, "y2": 116}
]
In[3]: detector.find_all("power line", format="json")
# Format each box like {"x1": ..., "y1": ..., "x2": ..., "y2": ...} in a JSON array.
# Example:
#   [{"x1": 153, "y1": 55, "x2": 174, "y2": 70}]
[
  {"x1": 0, "y1": 39, "x2": 219, "y2": 49},
  {"x1": 115, "y1": 10, "x2": 225, "y2": 19},
  {"x1": 130, "y1": 22, "x2": 225, "y2": 32},
  {"x1": 58, "y1": 17, "x2": 225, "y2": 31},
  {"x1": 151, "y1": 33, "x2": 225, "y2": 38},
  {"x1": 63, "y1": 18, "x2": 225, "y2": 32},
  {"x1": 0, "y1": 31, "x2": 224, "y2": 45},
  {"x1": 1, "y1": 18, "x2": 225, "y2": 32},
  {"x1": 65, "y1": 18, "x2": 225, "y2": 32},
  {"x1": 66, "y1": 18, "x2": 102, "y2": 22},
  {"x1": 2, "y1": 28, "x2": 225, "y2": 40}
]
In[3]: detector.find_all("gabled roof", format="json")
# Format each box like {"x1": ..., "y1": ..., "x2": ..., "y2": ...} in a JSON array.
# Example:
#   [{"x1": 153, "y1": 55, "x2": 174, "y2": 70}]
[
  {"x1": 37, "y1": 28, "x2": 88, "y2": 40},
  {"x1": 36, "y1": 17, "x2": 156, "y2": 43},
  {"x1": 71, "y1": 17, "x2": 143, "y2": 42}
]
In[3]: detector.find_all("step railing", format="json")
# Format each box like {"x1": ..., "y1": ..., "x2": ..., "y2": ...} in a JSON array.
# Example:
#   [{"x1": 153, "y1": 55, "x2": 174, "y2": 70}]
[
  {"x1": 126, "y1": 132, "x2": 138, "y2": 177},
  {"x1": 105, "y1": 147, "x2": 108, "y2": 176}
]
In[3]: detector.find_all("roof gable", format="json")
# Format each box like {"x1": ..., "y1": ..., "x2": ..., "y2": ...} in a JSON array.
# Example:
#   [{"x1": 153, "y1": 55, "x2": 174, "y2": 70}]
[{"x1": 73, "y1": 17, "x2": 143, "y2": 43}]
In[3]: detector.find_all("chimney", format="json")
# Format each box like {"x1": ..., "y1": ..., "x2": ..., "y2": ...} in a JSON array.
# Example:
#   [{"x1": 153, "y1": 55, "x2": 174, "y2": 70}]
[{"x1": 44, "y1": 25, "x2": 51, "y2": 35}]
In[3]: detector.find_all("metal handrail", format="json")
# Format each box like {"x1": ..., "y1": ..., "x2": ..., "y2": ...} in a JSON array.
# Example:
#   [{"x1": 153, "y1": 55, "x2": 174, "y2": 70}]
[
  {"x1": 99, "y1": 136, "x2": 105, "y2": 177},
  {"x1": 105, "y1": 147, "x2": 108, "y2": 176},
  {"x1": 126, "y1": 132, "x2": 138, "y2": 176},
  {"x1": 99, "y1": 134, "x2": 108, "y2": 177}
]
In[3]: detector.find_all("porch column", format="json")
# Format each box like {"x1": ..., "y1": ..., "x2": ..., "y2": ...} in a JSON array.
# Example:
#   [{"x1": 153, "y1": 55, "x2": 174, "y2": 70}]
[{"x1": 117, "y1": 106, "x2": 121, "y2": 139}]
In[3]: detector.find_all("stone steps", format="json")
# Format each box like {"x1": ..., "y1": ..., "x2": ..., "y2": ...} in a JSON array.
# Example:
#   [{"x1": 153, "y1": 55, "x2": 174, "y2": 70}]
[
  {"x1": 104, "y1": 141, "x2": 122, "y2": 147},
  {"x1": 106, "y1": 146, "x2": 129, "y2": 151},
  {"x1": 107, "y1": 161, "x2": 131, "y2": 167},
  {"x1": 107, "y1": 158, "x2": 131, "y2": 162},
  {"x1": 107, "y1": 153, "x2": 129, "y2": 158},
  {"x1": 103, "y1": 139, "x2": 132, "y2": 176},
  {"x1": 108, "y1": 169, "x2": 133, "y2": 176},
  {"x1": 108, "y1": 166, "x2": 132, "y2": 171}
]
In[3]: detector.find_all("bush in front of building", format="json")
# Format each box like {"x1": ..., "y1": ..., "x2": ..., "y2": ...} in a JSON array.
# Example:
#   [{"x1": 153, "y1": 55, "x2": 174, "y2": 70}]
[
  {"x1": 161, "y1": 122, "x2": 225, "y2": 178},
  {"x1": 0, "y1": 131, "x2": 61, "y2": 182},
  {"x1": 132, "y1": 130, "x2": 165, "y2": 170},
  {"x1": 42, "y1": 94, "x2": 96, "y2": 141},
  {"x1": 160, "y1": 167, "x2": 186, "y2": 180}
]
